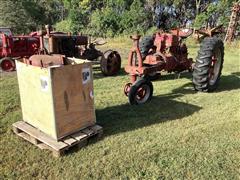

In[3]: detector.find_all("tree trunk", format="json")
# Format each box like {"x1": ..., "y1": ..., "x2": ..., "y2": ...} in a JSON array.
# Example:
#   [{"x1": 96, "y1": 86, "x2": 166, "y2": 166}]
[{"x1": 195, "y1": 0, "x2": 201, "y2": 15}]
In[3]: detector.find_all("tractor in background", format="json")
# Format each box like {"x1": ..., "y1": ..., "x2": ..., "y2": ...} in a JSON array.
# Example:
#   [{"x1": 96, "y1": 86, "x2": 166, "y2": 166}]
[
  {"x1": 0, "y1": 28, "x2": 40, "y2": 71},
  {"x1": 39, "y1": 25, "x2": 121, "y2": 76},
  {"x1": 124, "y1": 27, "x2": 224, "y2": 105},
  {"x1": 0, "y1": 25, "x2": 121, "y2": 76}
]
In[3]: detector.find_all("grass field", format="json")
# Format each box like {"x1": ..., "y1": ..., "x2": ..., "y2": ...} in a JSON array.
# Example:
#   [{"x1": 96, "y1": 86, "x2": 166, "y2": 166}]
[{"x1": 0, "y1": 38, "x2": 240, "y2": 179}]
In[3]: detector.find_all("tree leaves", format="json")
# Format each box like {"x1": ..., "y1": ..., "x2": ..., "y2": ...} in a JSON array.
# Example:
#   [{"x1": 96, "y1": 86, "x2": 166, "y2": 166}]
[{"x1": 0, "y1": 0, "x2": 236, "y2": 36}]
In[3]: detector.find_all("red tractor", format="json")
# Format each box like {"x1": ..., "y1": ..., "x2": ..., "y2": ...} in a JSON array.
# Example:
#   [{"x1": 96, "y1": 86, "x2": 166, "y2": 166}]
[
  {"x1": 0, "y1": 29, "x2": 40, "y2": 71},
  {"x1": 38, "y1": 25, "x2": 121, "y2": 76},
  {"x1": 124, "y1": 28, "x2": 224, "y2": 105},
  {"x1": 0, "y1": 25, "x2": 121, "y2": 76}
]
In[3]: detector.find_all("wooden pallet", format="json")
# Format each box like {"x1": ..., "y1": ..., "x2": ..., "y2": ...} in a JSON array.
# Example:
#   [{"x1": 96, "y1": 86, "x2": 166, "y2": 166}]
[{"x1": 12, "y1": 121, "x2": 103, "y2": 157}]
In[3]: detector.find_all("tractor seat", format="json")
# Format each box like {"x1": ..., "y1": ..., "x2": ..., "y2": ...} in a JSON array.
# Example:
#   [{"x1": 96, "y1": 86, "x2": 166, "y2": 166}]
[{"x1": 171, "y1": 28, "x2": 193, "y2": 39}]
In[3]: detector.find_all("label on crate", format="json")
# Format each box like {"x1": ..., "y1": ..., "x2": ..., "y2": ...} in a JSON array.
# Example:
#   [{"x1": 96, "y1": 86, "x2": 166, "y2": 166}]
[
  {"x1": 40, "y1": 76, "x2": 49, "y2": 92},
  {"x1": 82, "y1": 68, "x2": 91, "y2": 85}
]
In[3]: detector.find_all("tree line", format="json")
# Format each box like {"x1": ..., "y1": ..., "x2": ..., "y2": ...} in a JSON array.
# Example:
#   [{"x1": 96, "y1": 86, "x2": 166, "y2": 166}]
[{"x1": 0, "y1": 0, "x2": 238, "y2": 36}]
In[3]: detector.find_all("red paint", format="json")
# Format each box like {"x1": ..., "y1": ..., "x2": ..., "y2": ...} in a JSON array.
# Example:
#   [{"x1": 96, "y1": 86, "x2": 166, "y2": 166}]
[{"x1": 124, "y1": 30, "x2": 193, "y2": 95}]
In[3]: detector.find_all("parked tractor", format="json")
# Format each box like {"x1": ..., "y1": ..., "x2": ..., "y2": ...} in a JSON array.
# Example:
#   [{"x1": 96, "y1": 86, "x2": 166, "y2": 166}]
[
  {"x1": 0, "y1": 25, "x2": 121, "y2": 76},
  {"x1": 0, "y1": 29, "x2": 40, "y2": 71},
  {"x1": 124, "y1": 27, "x2": 224, "y2": 105},
  {"x1": 39, "y1": 25, "x2": 121, "y2": 76}
]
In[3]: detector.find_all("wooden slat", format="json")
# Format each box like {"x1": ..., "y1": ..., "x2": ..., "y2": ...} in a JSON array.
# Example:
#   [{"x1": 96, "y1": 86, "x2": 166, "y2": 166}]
[
  {"x1": 71, "y1": 131, "x2": 88, "y2": 141},
  {"x1": 91, "y1": 125, "x2": 103, "y2": 133},
  {"x1": 13, "y1": 121, "x2": 103, "y2": 157},
  {"x1": 37, "y1": 143, "x2": 49, "y2": 150},
  {"x1": 81, "y1": 128, "x2": 94, "y2": 136},
  {"x1": 17, "y1": 132, "x2": 39, "y2": 145},
  {"x1": 62, "y1": 137, "x2": 77, "y2": 145},
  {"x1": 13, "y1": 121, "x2": 67, "y2": 150}
]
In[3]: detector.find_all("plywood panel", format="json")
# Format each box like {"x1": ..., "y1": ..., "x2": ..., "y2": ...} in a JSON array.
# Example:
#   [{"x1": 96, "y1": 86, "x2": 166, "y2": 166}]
[
  {"x1": 51, "y1": 62, "x2": 96, "y2": 139},
  {"x1": 16, "y1": 59, "x2": 96, "y2": 140},
  {"x1": 16, "y1": 61, "x2": 57, "y2": 139}
]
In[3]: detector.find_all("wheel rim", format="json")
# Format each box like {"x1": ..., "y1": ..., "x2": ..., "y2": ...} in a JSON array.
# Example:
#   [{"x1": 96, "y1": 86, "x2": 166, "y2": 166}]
[
  {"x1": 209, "y1": 48, "x2": 222, "y2": 85},
  {"x1": 135, "y1": 84, "x2": 151, "y2": 104},
  {"x1": 124, "y1": 83, "x2": 132, "y2": 96},
  {"x1": 1, "y1": 59, "x2": 15, "y2": 71}
]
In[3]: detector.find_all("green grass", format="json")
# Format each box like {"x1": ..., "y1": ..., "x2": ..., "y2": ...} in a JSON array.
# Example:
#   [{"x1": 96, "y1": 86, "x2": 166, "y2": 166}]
[{"x1": 0, "y1": 39, "x2": 240, "y2": 179}]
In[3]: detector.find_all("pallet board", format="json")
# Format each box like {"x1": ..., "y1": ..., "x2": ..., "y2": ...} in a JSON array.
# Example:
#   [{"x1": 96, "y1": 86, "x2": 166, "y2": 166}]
[{"x1": 12, "y1": 121, "x2": 103, "y2": 157}]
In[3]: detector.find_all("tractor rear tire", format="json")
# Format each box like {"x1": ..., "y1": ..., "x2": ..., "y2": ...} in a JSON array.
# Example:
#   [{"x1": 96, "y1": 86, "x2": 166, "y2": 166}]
[
  {"x1": 0, "y1": 57, "x2": 15, "y2": 72},
  {"x1": 192, "y1": 37, "x2": 224, "y2": 92},
  {"x1": 128, "y1": 78, "x2": 153, "y2": 105},
  {"x1": 100, "y1": 50, "x2": 121, "y2": 76},
  {"x1": 139, "y1": 36, "x2": 154, "y2": 59}
]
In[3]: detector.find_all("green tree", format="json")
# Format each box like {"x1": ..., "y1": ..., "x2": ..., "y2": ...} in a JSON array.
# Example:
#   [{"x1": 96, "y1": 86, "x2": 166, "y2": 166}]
[
  {"x1": 194, "y1": 0, "x2": 238, "y2": 29},
  {"x1": 120, "y1": 0, "x2": 151, "y2": 34},
  {"x1": 0, "y1": 0, "x2": 32, "y2": 33},
  {"x1": 89, "y1": 7, "x2": 121, "y2": 36}
]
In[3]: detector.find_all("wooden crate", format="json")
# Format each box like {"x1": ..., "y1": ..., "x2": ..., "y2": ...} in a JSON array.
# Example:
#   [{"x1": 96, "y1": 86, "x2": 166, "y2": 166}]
[
  {"x1": 16, "y1": 59, "x2": 96, "y2": 140},
  {"x1": 13, "y1": 121, "x2": 103, "y2": 157}
]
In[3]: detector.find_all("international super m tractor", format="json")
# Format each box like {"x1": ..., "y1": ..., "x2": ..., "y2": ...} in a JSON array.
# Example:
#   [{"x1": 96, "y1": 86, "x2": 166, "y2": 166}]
[{"x1": 124, "y1": 26, "x2": 224, "y2": 105}]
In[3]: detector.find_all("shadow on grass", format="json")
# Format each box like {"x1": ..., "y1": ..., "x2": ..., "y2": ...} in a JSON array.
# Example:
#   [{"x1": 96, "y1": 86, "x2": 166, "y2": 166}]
[
  {"x1": 156, "y1": 71, "x2": 192, "y2": 81},
  {"x1": 93, "y1": 67, "x2": 127, "y2": 79},
  {"x1": 154, "y1": 72, "x2": 240, "y2": 92},
  {"x1": 216, "y1": 72, "x2": 240, "y2": 92},
  {"x1": 96, "y1": 72, "x2": 240, "y2": 137},
  {"x1": 96, "y1": 90, "x2": 201, "y2": 137}
]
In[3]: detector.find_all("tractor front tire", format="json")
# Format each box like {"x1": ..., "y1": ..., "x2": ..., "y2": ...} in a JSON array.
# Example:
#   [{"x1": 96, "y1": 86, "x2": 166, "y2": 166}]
[
  {"x1": 128, "y1": 78, "x2": 153, "y2": 105},
  {"x1": 192, "y1": 37, "x2": 224, "y2": 92},
  {"x1": 0, "y1": 57, "x2": 15, "y2": 72}
]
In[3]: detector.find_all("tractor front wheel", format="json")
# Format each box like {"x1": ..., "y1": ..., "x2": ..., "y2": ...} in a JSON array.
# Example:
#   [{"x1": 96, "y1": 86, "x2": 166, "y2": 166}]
[
  {"x1": 192, "y1": 37, "x2": 224, "y2": 92},
  {"x1": 100, "y1": 50, "x2": 121, "y2": 76},
  {"x1": 0, "y1": 57, "x2": 15, "y2": 72},
  {"x1": 128, "y1": 78, "x2": 153, "y2": 105}
]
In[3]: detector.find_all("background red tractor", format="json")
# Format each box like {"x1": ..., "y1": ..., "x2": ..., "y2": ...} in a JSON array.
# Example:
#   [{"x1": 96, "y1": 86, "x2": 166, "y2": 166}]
[
  {"x1": 0, "y1": 28, "x2": 40, "y2": 71},
  {"x1": 0, "y1": 25, "x2": 121, "y2": 76},
  {"x1": 39, "y1": 25, "x2": 121, "y2": 76},
  {"x1": 124, "y1": 27, "x2": 224, "y2": 105}
]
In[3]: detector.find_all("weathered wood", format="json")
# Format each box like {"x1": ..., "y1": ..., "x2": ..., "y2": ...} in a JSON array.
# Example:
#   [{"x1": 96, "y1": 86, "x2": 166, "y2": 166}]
[
  {"x1": 16, "y1": 132, "x2": 39, "y2": 145},
  {"x1": 13, "y1": 121, "x2": 67, "y2": 150},
  {"x1": 37, "y1": 143, "x2": 49, "y2": 150},
  {"x1": 13, "y1": 121, "x2": 103, "y2": 157},
  {"x1": 71, "y1": 131, "x2": 88, "y2": 141},
  {"x1": 81, "y1": 128, "x2": 94, "y2": 136},
  {"x1": 16, "y1": 62, "x2": 57, "y2": 138},
  {"x1": 51, "y1": 63, "x2": 96, "y2": 139},
  {"x1": 62, "y1": 137, "x2": 77, "y2": 146},
  {"x1": 16, "y1": 59, "x2": 96, "y2": 140},
  {"x1": 91, "y1": 125, "x2": 103, "y2": 133}
]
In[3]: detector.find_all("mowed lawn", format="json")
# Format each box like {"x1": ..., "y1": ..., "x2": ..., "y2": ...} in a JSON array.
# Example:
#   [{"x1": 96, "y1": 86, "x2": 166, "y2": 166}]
[{"x1": 0, "y1": 38, "x2": 240, "y2": 179}]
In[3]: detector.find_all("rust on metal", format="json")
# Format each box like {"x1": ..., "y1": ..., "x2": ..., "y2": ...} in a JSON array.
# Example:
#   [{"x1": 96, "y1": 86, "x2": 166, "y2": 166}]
[
  {"x1": 124, "y1": 29, "x2": 194, "y2": 95},
  {"x1": 23, "y1": 54, "x2": 65, "y2": 68}
]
